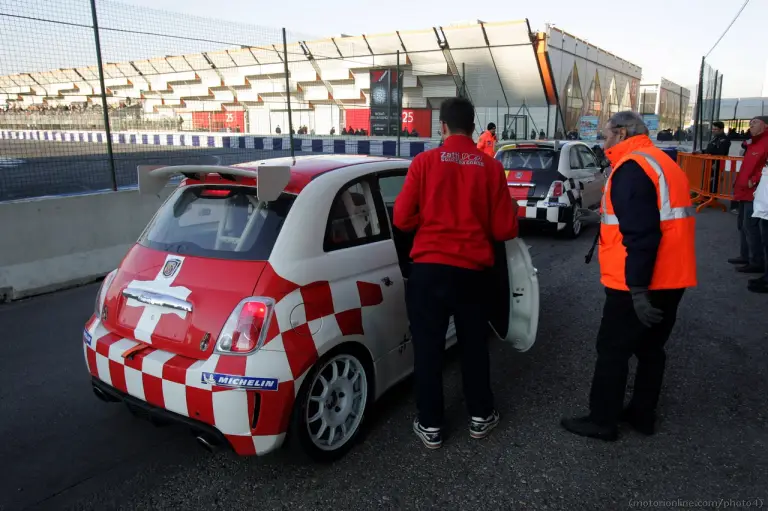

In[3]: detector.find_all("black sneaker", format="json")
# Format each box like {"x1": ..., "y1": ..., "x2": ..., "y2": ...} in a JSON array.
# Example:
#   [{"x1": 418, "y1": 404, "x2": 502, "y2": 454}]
[
  {"x1": 413, "y1": 418, "x2": 442, "y2": 449},
  {"x1": 736, "y1": 265, "x2": 764, "y2": 273},
  {"x1": 620, "y1": 408, "x2": 656, "y2": 435},
  {"x1": 469, "y1": 410, "x2": 500, "y2": 439}
]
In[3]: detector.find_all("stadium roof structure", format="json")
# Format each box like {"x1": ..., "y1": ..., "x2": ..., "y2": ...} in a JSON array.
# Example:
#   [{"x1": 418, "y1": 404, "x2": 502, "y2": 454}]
[{"x1": 0, "y1": 19, "x2": 550, "y2": 112}]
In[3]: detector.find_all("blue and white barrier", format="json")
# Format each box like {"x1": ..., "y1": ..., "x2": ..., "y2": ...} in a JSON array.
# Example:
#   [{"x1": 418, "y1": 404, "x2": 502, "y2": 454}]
[{"x1": 0, "y1": 129, "x2": 438, "y2": 158}]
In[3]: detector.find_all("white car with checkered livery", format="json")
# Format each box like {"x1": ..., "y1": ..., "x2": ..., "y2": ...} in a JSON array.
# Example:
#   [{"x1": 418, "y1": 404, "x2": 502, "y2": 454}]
[
  {"x1": 496, "y1": 141, "x2": 608, "y2": 238},
  {"x1": 84, "y1": 154, "x2": 540, "y2": 462}
]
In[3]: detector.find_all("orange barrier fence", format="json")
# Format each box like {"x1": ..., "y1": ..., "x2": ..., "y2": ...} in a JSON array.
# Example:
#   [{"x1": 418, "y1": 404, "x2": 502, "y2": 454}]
[{"x1": 676, "y1": 153, "x2": 743, "y2": 213}]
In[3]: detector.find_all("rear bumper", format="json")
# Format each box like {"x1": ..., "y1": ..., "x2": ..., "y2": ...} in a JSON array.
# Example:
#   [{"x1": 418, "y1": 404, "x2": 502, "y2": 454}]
[
  {"x1": 517, "y1": 199, "x2": 571, "y2": 229},
  {"x1": 91, "y1": 376, "x2": 230, "y2": 448},
  {"x1": 83, "y1": 317, "x2": 292, "y2": 456}
]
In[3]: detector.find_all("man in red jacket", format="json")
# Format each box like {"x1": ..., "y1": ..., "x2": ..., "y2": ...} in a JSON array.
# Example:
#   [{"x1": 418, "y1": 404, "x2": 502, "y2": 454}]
[
  {"x1": 728, "y1": 115, "x2": 768, "y2": 274},
  {"x1": 393, "y1": 97, "x2": 519, "y2": 449}
]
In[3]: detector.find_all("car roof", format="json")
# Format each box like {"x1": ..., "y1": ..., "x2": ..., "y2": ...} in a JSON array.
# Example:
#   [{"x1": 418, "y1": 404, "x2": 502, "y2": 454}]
[
  {"x1": 495, "y1": 139, "x2": 599, "y2": 154},
  {"x1": 229, "y1": 154, "x2": 408, "y2": 194}
]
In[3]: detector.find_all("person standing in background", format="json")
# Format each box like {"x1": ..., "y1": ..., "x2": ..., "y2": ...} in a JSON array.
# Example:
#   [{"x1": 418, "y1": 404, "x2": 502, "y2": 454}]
[
  {"x1": 700, "y1": 121, "x2": 732, "y2": 196},
  {"x1": 477, "y1": 122, "x2": 497, "y2": 157},
  {"x1": 728, "y1": 116, "x2": 768, "y2": 275}
]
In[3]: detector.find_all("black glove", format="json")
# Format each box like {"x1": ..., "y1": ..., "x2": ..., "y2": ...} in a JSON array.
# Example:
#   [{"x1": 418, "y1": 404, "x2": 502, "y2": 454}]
[{"x1": 629, "y1": 287, "x2": 663, "y2": 328}]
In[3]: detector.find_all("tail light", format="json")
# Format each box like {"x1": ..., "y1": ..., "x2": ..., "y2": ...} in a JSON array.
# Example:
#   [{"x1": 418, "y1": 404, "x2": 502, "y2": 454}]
[
  {"x1": 94, "y1": 269, "x2": 117, "y2": 319},
  {"x1": 215, "y1": 297, "x2": 275, "y2": 355},
  {"x1": 550, "y1": 181, "x2": 563, "y2": 198}
]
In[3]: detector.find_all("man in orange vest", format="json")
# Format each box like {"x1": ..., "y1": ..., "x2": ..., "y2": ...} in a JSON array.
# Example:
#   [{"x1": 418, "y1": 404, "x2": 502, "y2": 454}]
[
  {"x1": 561, "y1": 111, "x2": 697, "y2": 441},
  {"x1": 476, "y1": 122, "x2": 497, "y2": 157}
]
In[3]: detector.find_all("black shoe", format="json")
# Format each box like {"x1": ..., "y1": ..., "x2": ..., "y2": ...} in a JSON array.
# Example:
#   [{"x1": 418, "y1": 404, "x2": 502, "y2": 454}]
[
  {"x1": 736, "y1": 265, "x2": 764, "y2": 273},
  {"x1": 747, "y1": 280, "x2": 768, "y2": 293},
  {"x1": 413, "y1": 418, "x2": 442, "y2": 449},
  {"x1": 620, "y1": 408, "x2": 656, "y2": 435},
  {"x1": 728, "y1": 257, "x2": 749, "y2": 265},
  {"x1": 560, "y1": 415, "x2": 618, "y2": 441}
]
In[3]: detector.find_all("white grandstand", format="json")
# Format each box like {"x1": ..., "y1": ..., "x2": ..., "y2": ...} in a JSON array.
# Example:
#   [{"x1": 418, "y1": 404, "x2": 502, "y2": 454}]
[{"x1": 0, "y1": 20, "x2": 642, "y2": 138}]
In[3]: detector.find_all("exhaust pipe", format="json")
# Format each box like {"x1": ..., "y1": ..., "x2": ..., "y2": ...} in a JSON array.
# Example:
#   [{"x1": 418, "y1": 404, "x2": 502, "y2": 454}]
[
  {"x1": 195, "y1": 434, "x2": 218, "y2": 452},
  {"x1": 93, "y1": 385, "x2": 112, "y2": 402}
]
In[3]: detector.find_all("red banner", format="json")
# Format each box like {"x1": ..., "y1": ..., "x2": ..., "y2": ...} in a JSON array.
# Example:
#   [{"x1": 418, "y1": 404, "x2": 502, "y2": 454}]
[
  {"x1": 191, "y1": 111, "x2": 245, "y2": 132},
  {"x1": 343, "y1": 108, "x2": 431, "y2": 136}
]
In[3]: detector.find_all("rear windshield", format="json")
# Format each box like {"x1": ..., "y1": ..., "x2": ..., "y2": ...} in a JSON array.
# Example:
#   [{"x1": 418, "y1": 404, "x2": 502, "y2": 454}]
[
  {"x1": 496, "y1": 149, "x2": 558, "y2": 171},
  {"x1": 138, "y1": 185, "x2": 295, "y2": 261}
]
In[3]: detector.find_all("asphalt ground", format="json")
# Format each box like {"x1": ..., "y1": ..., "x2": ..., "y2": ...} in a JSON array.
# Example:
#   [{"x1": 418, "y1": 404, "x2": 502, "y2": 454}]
[
  {"x1": 0, "y1": 139, "x2": 293, "y2": 202},
  {"x1": 1, "y1": 210, "x2": 766, "y2": 511}
]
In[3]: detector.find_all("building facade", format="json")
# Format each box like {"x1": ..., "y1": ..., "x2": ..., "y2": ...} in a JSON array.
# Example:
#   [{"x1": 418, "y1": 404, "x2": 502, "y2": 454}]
[{"x1": 639, "y1": 77, "x2": 691, "y2": 131}]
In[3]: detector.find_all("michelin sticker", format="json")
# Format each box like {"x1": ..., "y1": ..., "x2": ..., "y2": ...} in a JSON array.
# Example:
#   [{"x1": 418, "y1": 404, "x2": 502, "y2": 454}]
[
  {"x1": 201, "y1": 372, "x2": 279, "y2": 391},
  {"x1": 83, "y1": 328, "x2": 93, "y2": 346}
]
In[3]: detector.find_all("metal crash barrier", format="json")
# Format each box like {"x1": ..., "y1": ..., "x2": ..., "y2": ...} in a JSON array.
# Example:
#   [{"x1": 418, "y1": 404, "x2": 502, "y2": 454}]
[{"x1": 676, "y1": 152, "x2": 743, "y2": 213}]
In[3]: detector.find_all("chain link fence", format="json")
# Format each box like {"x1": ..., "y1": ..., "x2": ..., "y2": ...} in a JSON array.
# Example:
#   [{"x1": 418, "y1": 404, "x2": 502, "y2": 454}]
[
  {"x1": 0, "y1": 0, "x2": 311, "y2": 201},
  {"x1": 691, "y1": 57, "x2": 723, "y2": 152},
  {"x1": 1, "y1": 3, "x2": 568, "y2": 201}
]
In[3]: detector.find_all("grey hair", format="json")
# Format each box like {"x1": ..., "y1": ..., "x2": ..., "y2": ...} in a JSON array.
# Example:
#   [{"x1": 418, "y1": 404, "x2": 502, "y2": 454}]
[{"x1": 607, "y1": 110, "x2": 649, "y2": 137}]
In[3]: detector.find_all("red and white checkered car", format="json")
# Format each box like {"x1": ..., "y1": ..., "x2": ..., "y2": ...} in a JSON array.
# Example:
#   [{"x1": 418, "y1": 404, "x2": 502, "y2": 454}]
[{"x1": 84, "y1": 155, "x2": 540, "y2": 461}]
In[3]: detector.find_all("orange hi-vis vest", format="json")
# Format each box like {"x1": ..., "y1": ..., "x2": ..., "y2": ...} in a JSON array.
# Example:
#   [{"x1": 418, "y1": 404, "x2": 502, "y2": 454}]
[{"x1": 599, "y1": 135, "x2": 697, "y2": 291}]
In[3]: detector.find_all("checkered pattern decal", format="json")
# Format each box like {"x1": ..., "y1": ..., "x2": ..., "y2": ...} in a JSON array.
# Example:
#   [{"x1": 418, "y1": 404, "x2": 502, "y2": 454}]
[
  {"x1": 84, "y1": 263, "x2": 384, "y2": 456},
  {"x1": 516, "y1": 178, "x2": 584, "y2": 230}
]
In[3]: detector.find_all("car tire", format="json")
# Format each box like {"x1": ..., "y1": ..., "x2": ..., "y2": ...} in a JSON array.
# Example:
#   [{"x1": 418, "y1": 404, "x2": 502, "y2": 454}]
[
  {"x1": 288, "y1": 347, "x2": 371, "y2": 463},
  {"x1": 560, "y1": 203, "x2": 583, "y2": 239}
]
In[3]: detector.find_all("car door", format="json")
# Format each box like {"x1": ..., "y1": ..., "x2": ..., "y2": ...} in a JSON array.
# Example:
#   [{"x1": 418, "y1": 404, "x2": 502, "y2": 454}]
[
  {"x1": 576, "y1": 145, "x2": 606, "y2": 209},
  {"x1": 488, "y1": 238, "x2": 540, "y2": 352},
  {"x1": 372, "y1": 169, "x2": 458, "y2": 385},
  {"x1": 320, "y1": 176, "x2": 411, "y2": 391}
]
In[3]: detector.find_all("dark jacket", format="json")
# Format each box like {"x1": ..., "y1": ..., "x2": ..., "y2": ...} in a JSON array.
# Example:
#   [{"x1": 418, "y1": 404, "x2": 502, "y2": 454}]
[
  {"x1": 704, "y1": 133, "x2": 731, "y2": 156},
  {"x1": 609, "y1": 159, "x2": 662, "y2": 288}
]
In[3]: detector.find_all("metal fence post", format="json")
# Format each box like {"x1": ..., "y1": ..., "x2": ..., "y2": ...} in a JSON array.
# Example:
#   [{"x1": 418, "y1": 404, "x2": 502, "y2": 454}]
[
  {"x1": 693, "y1": 56, "x2": 705, "y2": 152},
  {"x1": 90, "y1": 0, "x2": 117, "y2": 191},
  {"x1": 282, "y1": 28, "x2": 294, "y2": 158},
  {"x1": 396, "y1": 50, "x2": 402, "y2": 157}
]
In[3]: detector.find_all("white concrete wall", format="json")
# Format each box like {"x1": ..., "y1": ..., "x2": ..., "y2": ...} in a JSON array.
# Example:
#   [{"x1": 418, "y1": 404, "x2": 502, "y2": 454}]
[{"x1": 0, "y1": 188, "x2": 173, "y2": 301}]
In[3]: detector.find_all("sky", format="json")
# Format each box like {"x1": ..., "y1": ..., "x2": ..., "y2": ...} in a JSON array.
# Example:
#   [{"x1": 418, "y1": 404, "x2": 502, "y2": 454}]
[
  {"x1": 0, "y1": 0, "x2": 764, "y2": 98},
  {"x1": 119, "y1": 0, "x2": 765, "y2": 98}
]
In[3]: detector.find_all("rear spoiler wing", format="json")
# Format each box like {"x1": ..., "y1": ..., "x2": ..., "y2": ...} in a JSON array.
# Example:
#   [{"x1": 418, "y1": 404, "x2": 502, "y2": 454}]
[{"x1": 136, "y1": 164, "x2": 291, "y2": 201}]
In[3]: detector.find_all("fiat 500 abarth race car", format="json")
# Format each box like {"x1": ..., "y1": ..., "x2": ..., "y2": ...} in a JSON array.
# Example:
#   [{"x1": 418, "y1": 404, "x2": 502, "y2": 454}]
[
  {"x1": 83, "y1": 155, "x2": 540, "y2": 461},
  {"x1": 496, "y1": 141, "x2": 608, "y2": 238}
]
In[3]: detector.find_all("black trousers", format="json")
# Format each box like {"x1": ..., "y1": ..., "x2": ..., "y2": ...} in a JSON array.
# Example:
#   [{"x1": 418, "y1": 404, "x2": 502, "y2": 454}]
[
  {"x1": 406, "y1": 262, "x2": 494, "y2": 428},
  {"x1": 589, "y1": 287, "x2": 686, "y2": 425}
]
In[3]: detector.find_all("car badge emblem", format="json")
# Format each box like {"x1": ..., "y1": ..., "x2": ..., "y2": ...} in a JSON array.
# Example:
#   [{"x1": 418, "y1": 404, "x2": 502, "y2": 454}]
[
  {"x1": 200, "y1": 333, "x2": 210, "y2": 351},
  {"x1": 515, "y1": 172, "x2": 523, "y2": 178},
  {"x1": 162, "y1": 259, "x2": 181, "y2": 277}
]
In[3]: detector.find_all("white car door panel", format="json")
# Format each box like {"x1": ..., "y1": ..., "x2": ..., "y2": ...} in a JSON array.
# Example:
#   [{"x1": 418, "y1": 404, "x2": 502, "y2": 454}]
[{"x1": 488, "y1": 238, "x2": 540, "y2": 352}]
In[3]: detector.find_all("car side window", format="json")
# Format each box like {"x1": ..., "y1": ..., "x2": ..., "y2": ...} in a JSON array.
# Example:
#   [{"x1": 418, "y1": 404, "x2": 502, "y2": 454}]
[
  {"x1": 377, "y1": 173, "x2": 407, "y2": 221},
  {"x1": 569, "y1": 146, "x2": 583, "y2": 169},
  {"x1": 578, "y1": 146, "x2": 599, "y2": 170},
  {"x1": 324, "y1": 179, "x2": 385, "y2": 252}
]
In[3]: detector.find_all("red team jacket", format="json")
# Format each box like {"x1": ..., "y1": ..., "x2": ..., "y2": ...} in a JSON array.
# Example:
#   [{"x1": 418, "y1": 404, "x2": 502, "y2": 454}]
[
  {"x1": 735, "y1": 130, "x2": 768, "y2": 201},
  {"x1": 392, "y1": 134, "x2": 519, "y2": 271}
]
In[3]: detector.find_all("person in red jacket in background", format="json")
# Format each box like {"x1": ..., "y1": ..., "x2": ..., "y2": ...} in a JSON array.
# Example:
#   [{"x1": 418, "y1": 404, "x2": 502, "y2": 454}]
[
  {"x1": 728, "y1": 115, "x2": 768, "y2": 275},
  {"x1": 477, "y1": 122, "x2": 497, "y2": 157},
  {"x1": 393, "y1": 97, "x2": 519, "y2": 449}
]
